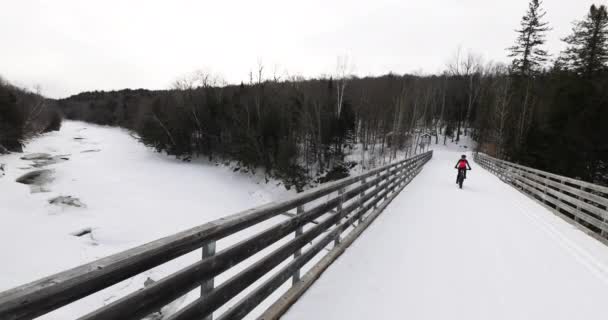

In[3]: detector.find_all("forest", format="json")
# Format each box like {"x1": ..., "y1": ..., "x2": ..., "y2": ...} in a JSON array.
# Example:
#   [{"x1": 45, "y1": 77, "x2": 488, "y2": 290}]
[
  {"x1": 2, "y1": 1, "x2": 607, "y2": 190},
  {"x1": 0, "y1": 78, "x2": 62, "y2": 154}
]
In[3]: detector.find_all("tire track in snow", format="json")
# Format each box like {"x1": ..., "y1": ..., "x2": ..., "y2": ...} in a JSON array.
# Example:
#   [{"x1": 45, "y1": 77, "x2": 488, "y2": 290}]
[
  {"x1": 506, "y1": 188, "x2": 608, "y2": 285},
  {"x1": 474, "y1": 156, "x2": 608, "y2": 284}
]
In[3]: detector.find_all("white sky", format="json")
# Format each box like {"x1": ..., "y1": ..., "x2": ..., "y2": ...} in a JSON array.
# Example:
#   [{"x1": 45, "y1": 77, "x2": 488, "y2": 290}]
[{"x1": 0, "y1": 0, "x2": 601, "y2": 98}]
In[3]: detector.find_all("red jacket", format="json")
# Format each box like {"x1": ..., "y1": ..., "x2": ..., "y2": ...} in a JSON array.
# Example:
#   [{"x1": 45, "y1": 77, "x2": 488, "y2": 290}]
[{"x1": 455, "y1": 159, "x2": 471, "y2": 169}]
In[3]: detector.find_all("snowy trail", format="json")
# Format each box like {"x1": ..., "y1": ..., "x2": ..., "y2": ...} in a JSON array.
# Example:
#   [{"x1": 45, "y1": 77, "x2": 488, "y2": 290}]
[{"x1": 284, "y1": 148, "x2": 608, "y2": 320}]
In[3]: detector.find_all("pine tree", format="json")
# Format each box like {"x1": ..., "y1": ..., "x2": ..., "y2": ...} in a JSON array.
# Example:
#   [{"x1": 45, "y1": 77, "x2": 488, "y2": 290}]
[
  {"x1": 0, "y1": 85, "x2": 25, "y2": 152},
  {"x1": 561, "y1": 5, "x2": 608, "y2": 77},
  {"x1": 508, "y1": 0, "x2": 551, "y2": 76}
]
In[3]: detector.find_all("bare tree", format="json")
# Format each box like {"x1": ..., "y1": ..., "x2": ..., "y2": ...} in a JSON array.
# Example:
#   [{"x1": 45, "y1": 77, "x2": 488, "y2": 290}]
[
  {"x1": 335, "y1": 55, "x2": 353, "y2": 117},
  {"x1": 491, "y1": 65, "x2": 513, "y2": 158},
  {"x1": 447, "y1": 48, "x2": 483, "y2": 141},
  {"x1": 463, "y1": 53, "x2": 484, "y2": 136},
  {"x1": 22, "y1": 84, "x2": 48, "y2": 135}
]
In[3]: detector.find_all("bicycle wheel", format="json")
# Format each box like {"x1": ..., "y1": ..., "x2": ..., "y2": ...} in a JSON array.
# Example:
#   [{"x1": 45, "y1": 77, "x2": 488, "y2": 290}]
[{"x1": 458, "y1": 171, "x2": 464, "y2": 189}]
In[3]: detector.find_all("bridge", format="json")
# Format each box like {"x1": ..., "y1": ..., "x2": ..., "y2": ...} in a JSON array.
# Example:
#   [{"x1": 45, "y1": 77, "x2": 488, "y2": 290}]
[
  {"x1": 283, "y1": 151, "x2": 608, "y2": 320},
  {"x1": 1, "y1": 149, "x2": 607, "y2": 319}
]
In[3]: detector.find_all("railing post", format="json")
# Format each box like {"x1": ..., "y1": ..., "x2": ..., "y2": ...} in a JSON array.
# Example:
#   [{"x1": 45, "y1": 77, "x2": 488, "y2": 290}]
[
  {"x1": 574, "y1": 184, "x2": 582, "y2": 223},
  {"x1": 335, "y1": 187, "x2": 345, "y2": 247},
  {"x1": 358, "y1": 177, "x2": 367, "y2": 224},
  {"x1": 373, "y1": 170, "x2": 381, "y2": 210},
  {"x1": 393, "y1": 163, "x2": 401, "y2": 189},
  {"x1": 499, "y1": 163, "x2": 502, "y2": 180},
  {"x1": 408, "y1": 160, "x2": 414, "y2": 182},
  {"x1": 540, "y1": 174, "x2": 549, "y2": 205},
  {"x1": 408, "y1": 160, "x2": 415, "y2": 182},
  {"x1": 478, "y1": 153, "x2": 608, "y2": 242},
  {"x1": 201, "y1": 240, "x2": 216, "y2": 320},
  {"x1": 292, "y1": 205, "x2": 304, "y2": 285},
  {"x1": 404, "y1": 161, "x2": 411, "y2": 185},
  {"x1": 498, "y1": 161, "x2": 504, "y2": 181},
  {"x1": 401, "y1": 161, "x2": 407, "y2": 183},
  {"x1": 602, "y1": 213, "x2": 608, "y2": 238},
  {"x1": 403, "y1": 161, "x2": 409, "y2": 185},
  {"x1": 383, "y1": 166, "x2": 392, "y2": 201}
]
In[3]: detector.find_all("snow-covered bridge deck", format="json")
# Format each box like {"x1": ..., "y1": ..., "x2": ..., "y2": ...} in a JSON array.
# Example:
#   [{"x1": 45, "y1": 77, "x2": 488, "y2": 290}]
[{"x1": 284, "y1": 150, "x2": 608, "y2": 320}]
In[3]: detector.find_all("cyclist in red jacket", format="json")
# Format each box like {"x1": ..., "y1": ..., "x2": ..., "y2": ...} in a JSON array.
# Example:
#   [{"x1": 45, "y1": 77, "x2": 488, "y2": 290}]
[{"x1": 455, "y1": 154, "x2": 472, "y2": 183}]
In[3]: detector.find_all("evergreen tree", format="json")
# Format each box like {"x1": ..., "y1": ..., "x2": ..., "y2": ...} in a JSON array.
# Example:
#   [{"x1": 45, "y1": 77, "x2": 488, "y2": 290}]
[
  {"x1": 561, "y1": 5, "x2": 608, "y2": 77},
  {"x1": 508, "y1": 0, "x2": 551, "y2": 76},
  {"x1": 0, "y1": 85, "x2": 25, "y2": 152}
]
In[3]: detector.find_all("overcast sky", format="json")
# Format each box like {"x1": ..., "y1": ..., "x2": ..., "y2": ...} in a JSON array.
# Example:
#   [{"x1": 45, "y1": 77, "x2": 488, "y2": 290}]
[{"x1": 0, "y1": 0, "x2": 601, "y2": 98}]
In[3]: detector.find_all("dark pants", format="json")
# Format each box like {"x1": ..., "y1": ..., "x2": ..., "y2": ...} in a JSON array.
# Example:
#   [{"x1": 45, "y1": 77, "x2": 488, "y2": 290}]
[{"x1": 456, "y1": 168, "x2": 467, "y2": 182}]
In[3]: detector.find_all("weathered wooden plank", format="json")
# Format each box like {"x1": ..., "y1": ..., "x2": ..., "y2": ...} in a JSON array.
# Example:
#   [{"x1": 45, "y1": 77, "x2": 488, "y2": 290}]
[
  {"x1": 219, "y1": 179, "x2": 401, "y2": 320},
  {"x1": 479, "y1": 153, "x2": 608, "y2": 195},
  {"x1": 200, "y1": 240, "x2": 216, "y2": 320},
  {"x1": 169, "y1": 158, "x2": 428, "y2": 320},
  {"x1": 539, "y1": 174, "x2": 608, "y2": 209},
  {"x1": 291, "y1": 205, "x2": 304, "y2": 285},
  {"x1": 511, "y1": 170, "x2": 608, "y2": 221},
  {"x1": 504, "y1": 162, "x2": 608, "y2": 209},
  {"x1": 169, "y1": 166, "x2": 414, "y2": 320},
  {"x1": 78, "y1": 165, "x2": 409, "y2": 319},
  {"x1": 257, "y1": 162, "x2": 415, "y2": 320},
  {"x1": 0, "y1": 151, "x2": 432, "y2": 320},
  {"x1": 167, "y1": 171, "x2": 402, "y2": 320},
  {"x1": 358, "y1": 177, "x2": 367, "y2": 224},
  {"x1": 510, "y1": 176, "x2": 608, "y2": 232},
  {"x1": 505, "y1": 172, "x2": 608, "y2": 246},
  {"x1": 167, "y1": 175, "x2": 402, "y2": 320},
  {"x1": 335, "y1": 187, "x2": 345, "y2": 246},
  {"x1": 477, "y1": 153, "x2": 608, "y2": 225},
  {"x1": 213, "y1": 164, "x2": 411, "y2": 320},
  {"x1": 0, "y1": 154, "x2": 423, "y2": 320}
]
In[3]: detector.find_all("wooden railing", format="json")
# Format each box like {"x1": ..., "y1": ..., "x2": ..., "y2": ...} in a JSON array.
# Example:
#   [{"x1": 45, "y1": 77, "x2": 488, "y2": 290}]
[
  {"x1": 0, "y1": 151, "x2": 433, "y2": 320},
  {"x1": 474, "y1": 153, "x2": 608, "y2": 244}
]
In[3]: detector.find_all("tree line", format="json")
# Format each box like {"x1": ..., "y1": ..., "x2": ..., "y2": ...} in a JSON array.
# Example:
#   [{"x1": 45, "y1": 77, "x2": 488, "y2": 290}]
[
  {"x1": 496, "y1": 1, "x2": 608, "y2": 185},
  {"x1": 0, "y1": 77, "x2": 62, "y2": 153},
  {"x1": 9, "y1": 1, "x2": 608, "y2": 189}
]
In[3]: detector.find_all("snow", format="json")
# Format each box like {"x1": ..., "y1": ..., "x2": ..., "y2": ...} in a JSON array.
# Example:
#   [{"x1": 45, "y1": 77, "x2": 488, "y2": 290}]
[
  {"x1": 283, "y1": 143, "x2": 608, "y2": 320},
  {"x1": 0, "y1": 121, "x2": 294, "y2": 318},
  {"x1": 4, "y1": 126, "x2": 608, "y2": 319}
]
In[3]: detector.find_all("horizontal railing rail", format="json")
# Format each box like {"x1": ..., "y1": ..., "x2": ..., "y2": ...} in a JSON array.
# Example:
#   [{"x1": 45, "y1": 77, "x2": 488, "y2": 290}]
[
  {"x1": 0, "y1": 151, "x2": 433, "y2": 320},
  {"x1": 474, "y1": 153, "x2": 608, "y2": 244}
]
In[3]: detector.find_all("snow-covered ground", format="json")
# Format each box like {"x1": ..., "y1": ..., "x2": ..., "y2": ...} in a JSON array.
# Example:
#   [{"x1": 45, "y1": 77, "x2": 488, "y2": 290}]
[
  {"x1": 0, "y1": 121, "x2": 294, "y2": 318},
  {"x1": 9, "y1": 126, "x2": 604, "y2": 319},
  {"x1": 284, "y1": 144, "x2": 608, "y2": 320}
]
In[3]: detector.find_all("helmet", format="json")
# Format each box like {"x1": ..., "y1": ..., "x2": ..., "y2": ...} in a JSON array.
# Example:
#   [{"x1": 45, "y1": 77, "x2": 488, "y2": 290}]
[{"x1": 461, "y1": 154, "x2": 466, "y2": 159}]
